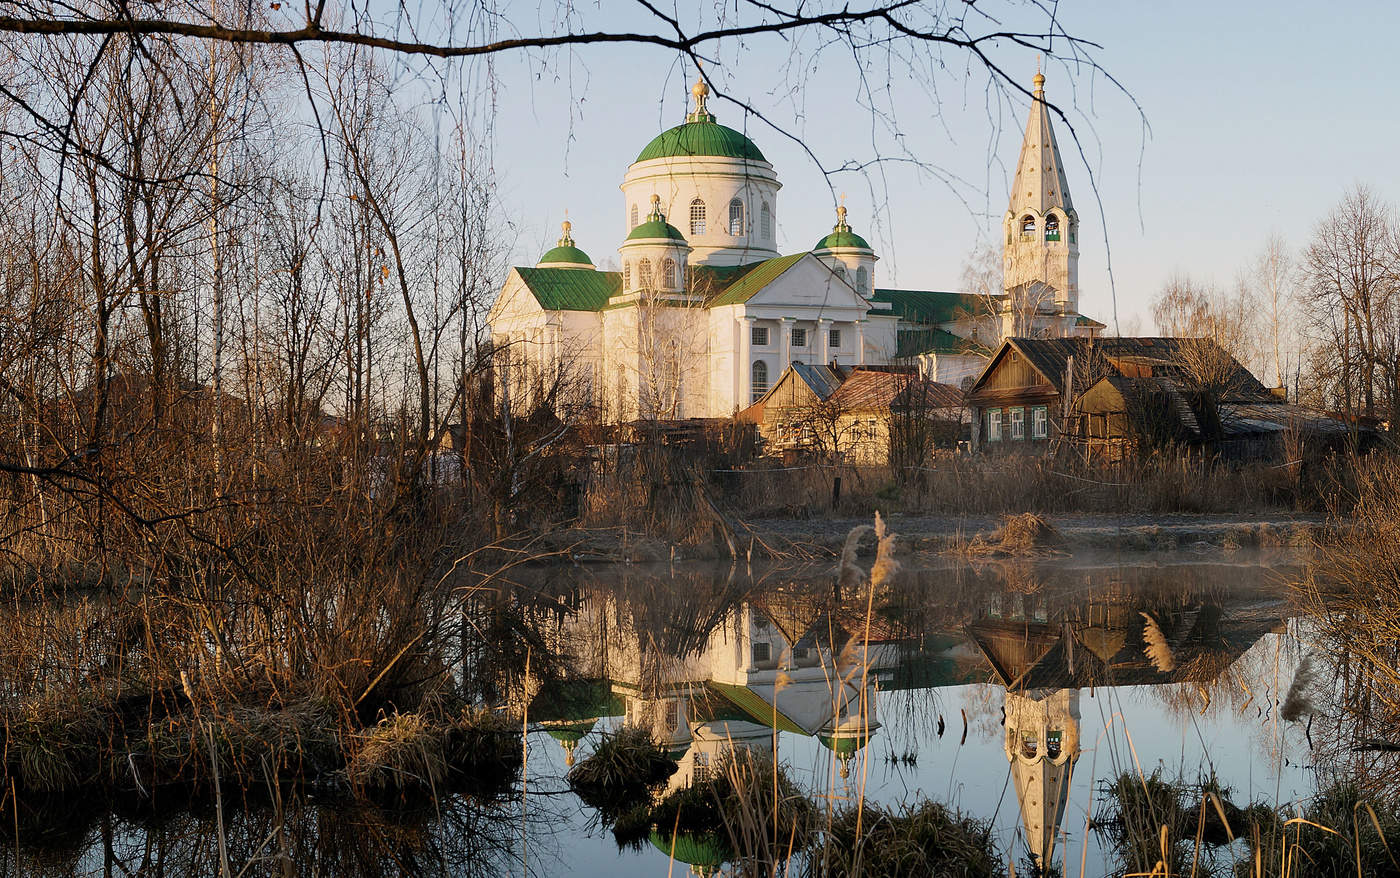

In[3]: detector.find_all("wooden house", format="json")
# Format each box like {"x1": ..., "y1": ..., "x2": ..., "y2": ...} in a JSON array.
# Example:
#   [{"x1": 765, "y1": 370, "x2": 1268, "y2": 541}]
[{"x1": 739, "y1": 364, "x2": 965, "y2": 463}]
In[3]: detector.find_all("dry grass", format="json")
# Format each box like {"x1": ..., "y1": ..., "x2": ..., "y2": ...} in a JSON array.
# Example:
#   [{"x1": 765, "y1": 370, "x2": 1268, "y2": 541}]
[
  {"x1": 566, "y1": 726, "x2": 676, "y2": 825},
  {"x1": 810, "y1": 800, "x2": 1000, "y2": 877}
]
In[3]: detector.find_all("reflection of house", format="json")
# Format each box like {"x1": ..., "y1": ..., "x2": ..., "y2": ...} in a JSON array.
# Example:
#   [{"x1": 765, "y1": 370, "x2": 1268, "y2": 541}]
[
  {"x1": 739, "y1": 364, "x2": 966, "y2": 462},
  {"x1": 966, "y1": 336, "x2": 1359, "y2": 459}
]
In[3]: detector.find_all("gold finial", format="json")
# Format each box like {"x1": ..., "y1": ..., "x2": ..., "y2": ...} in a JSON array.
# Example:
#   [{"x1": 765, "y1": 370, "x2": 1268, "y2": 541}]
[
  {"x1": 558, "y1": 216, "x2": 574, "y2": 247},
  {"x1": 646, "y1": 193, "x2": 665, "y2": 222},
  {"x1": 651, "y1": 193, "x2": 660, "y2": 206},
  {"x1": 688, "y1": 71, "x2": 713, "y2": 122},
  {"x1": 1033, "y1": 57, "x2": 1045, "y2": 94}
]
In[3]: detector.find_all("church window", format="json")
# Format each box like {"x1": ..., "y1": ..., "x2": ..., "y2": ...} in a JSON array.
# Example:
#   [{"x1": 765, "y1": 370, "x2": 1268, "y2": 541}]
[
  {"x1": 1032, "y1": 406, "x2": 1049, "y2": 439},
  {"x1": 752, "y1": 641, "x2": 771, "y2": 663},
  {"x1": 834, "y1": 264, "x2": 847, "y2": 281},
  {"x1": 1045, "y1": 213, "x2": 1061, "y2": 242},
  {"x1": 760, "y1": 202, "x2": 772, "y2": 238},
  {"x1": 630, "y1": 204, "x2": 639, "y2": 229},
  {"x1": 751, "y1": 360, "x2": 769, "y2": 402},
  {"x1": 1020, "y1": 730, "x2": 1038, "y2": 759},
  {"x1": 728, "y1": 199, "x2": 744, "y2": 235},
  {"x1": 855, "y1": 266, "x2": 869, "y2": 294},
  {"x1": 792, "y1": 327, "x2": 807, "y2": 348},
  {"x1": 751, "y1": 326, "x2": 769, "y2": 347},
  {"x1": 661, "y1": 258, "x2": 676, "y2": 288},
  {"x1": 1010, "y1": 406, "x2": 1025, "y2": 440},
  {"x1": 689, "y1": 198, "x2": 707, "y2": 235},
  {"x1": 624, "y1": 262, "x2": 632, "y2": 289},
  {"x1": 828, "y1": 329, "x2": 841, "y2": 348},
  {"x1": 1020, "y1": 215, "x2": 1036, "y2": 239},
  {"x1": 1046, "y1": 729, "x2": 1063, "y2": 759},
  {"x1": 638, "y1": 258, "x2": 653, "y2": 289}
]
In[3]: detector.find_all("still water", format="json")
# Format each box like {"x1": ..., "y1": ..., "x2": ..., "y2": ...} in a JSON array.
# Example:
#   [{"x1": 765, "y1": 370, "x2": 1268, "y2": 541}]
[{"x1": 4, "y1": 549, "x2": 1315, "y2": 876}]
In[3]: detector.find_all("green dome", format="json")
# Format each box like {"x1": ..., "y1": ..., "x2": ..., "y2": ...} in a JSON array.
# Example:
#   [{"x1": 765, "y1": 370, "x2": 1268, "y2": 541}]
[
  {"x1": 814, "y1": 229, "x2": 871, "y2": 251},
  {"x1": 636, "y1": 120, "x2": 766, "y2": 164},
  {"x1": 626, "y1": 219, "x2": 687, "y2": 242},
  {"x1": 818, "y1": 730, "x2": 872, "y2": 758},
  {"x1": 648, "y1": 829, "x2": 730, "y2": 869},
  {"x1": 538, "y1": 244, "x2": 593, "y2": 266}
]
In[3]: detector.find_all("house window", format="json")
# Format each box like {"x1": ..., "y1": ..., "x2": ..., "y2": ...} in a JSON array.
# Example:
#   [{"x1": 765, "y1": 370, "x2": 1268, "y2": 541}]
[
  {"x1": 751, "y1": 326, "x2": 769, "y2": 347},
  {"x1": 987, "y1": 408, "x2": 1002, "y2": 442},
  {"x1": 689, "y1": 198, "x2": 706, "y2": 235},
  {"x1": 751, "y1": 360, "x2": 769, "y2": 402},
  {"x1": 661, "y1": 258, "x2": 676, "y2": 289},
  {"x1": 638, "y1": 258, "x2": 653, "y2": 289},
  {"x1": 829, "y1": 329, "x2": 841, "y2": 348},
  {"x1": 630, "y1": 204, "x2": 639, "y2": 229},
  {"x1": 1032, "y1": 406, "x2": 1049, "y2": 439},
  {"x1": 760, "y1": 202, "x2": 771, "y2": 237},
  {"x1": 1010, "y1": 407, "x2": 1025, "y2": 440},
  {"x1": 729, "y1": 198, "x2": 744, "y2": 235},
  {"x1": 792, "y1": 327, "x2": 807, "y2": 348},
  {"x1": 752, "y1": 641, "x2": 771, "y2": 663},
  {"x1": 856, "y1": 265, "x2": 869, "y2": 295}
]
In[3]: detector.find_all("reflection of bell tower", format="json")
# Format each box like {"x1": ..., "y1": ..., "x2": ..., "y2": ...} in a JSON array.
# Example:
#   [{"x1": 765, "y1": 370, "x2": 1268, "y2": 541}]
[{"x1": 1004, "y1": 688, "x2": 1081, "y2": 869}]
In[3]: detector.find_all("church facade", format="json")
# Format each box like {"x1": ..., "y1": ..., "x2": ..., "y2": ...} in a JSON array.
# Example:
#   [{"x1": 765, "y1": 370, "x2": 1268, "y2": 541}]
[{"x1": 488, "y1": 70, "x2": 1102, "y2": 420}]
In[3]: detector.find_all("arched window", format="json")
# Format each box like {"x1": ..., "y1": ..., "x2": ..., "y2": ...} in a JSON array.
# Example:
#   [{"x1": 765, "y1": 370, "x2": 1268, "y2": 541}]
[
  {"x1": 760, "y1": 202, "x2": 772, "y2": 238},
  {"x1": 751, "y1": 360, "x2": 769, "y2": 403},
  {"x1": 638, "y1": 258, "x2": 653, "y2": 289},
  {"x1": 689, "y1": 198, "x2": 706, "y2": 235},
  {"x1": 624, "y1": 262, "x2": 632, "y2": 289},
  {"x1": 630, "y1": 204, "x2": 639, "y2": 229},
  {"x1": 1020, "y1": 215, "x2": 1036, "y2": 238},
  {"x1": 855, "y1": 266, "x2": 869, "y2": 294},
  {"x1": 1045, "y1": 213, "x2": 1061, "y2": 242},
  {"x1": 661, "y1": 258, "x2": 676, "y2": 288},
  {"x1": 728, "y1": 198, "x2": 744, "y2": 235},
  {"x1": 834, "y1": 264, "x2": 847, "y2": 281}
]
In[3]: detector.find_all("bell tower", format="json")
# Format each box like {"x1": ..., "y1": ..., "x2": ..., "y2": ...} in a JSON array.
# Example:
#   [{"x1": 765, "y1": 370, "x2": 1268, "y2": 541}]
[{"x1": 1002, "y1": 68, "x2": 1079, "y2": 315}]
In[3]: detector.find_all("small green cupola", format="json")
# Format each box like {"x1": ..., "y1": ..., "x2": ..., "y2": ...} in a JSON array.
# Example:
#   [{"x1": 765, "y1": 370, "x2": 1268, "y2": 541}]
[
  {"x1": 618, "y1": 195, "x2": 693, "y2": 297},
  {"x1": 536, "y1": 218, "x2": 595, "y2": 270},
  {"x1": 812, "y1": 201, "x2": 878, "y2": 296}
]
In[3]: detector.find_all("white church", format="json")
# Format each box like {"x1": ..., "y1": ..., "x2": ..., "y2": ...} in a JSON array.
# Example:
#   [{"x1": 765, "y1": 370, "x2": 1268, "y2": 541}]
[{"x1": 488, "y1": 69, "x2": 1103, "y2": 421}]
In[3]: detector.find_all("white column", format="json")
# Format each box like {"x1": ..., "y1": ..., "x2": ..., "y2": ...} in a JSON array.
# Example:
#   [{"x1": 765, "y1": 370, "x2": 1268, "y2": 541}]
[
  {"x1": 739, "y1": 315, "x2": 753, "y2": 408},
  {"x1": 818, "y1": 318, "x2": 831, "y2": 366},
  {"x1": 855, "y1": 319, "x2": 867, "y2": 365},
  {"x1": 780, "y1": 317, "x2": 794, "y2": 369}
]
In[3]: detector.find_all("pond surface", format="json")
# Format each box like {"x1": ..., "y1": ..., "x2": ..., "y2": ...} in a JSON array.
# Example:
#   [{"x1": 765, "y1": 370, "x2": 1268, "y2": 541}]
[{"x1": 2, "y1": 548, "x2": 1317, "y2": 877}]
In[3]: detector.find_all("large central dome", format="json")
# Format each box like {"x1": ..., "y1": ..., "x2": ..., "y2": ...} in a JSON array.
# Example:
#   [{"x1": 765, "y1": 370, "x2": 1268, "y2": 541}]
[{"x1": 634, "y1": 119, "x2": 766, "y2": 164}]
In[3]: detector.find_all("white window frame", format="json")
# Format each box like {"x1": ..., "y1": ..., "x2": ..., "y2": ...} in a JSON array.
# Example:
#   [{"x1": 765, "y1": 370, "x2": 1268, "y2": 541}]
[
  {"x1": 987, "y1": 408, "x2": 1002, "y2": 442},
  {"x1": 1010, "y1": 406, "x2": 1025, "y2": 440},
  {"x1": 751, "y1": 326, "x2": 769, "y2": 347},
  {"x1": 630, "y1": 204, "x2": 639, "y2": 229},
  {"x1": 760, "y1": 202, "x2": 772, "y2": 237},
  {"x1": 751, "y1": 360, "x2": 769, "y2": 403},
  {"x1": 689, "y1": 198, "x2": 706, "y2": 235},
  {"x1": 856, "y1": 265, "x2": 869, "y2": 294},
  {"x1": 791, "y1": 327, "x2": 807, "y2": 348},
  {"x1": 728, "y1": 198, "x2": 744, "y2": 235},
  {"x1": 1032, "y1": 406, "x2": 1049, "y2": 439},
  {"x1": 828, "y1": 329, "x2": 841, "y2": 349}
]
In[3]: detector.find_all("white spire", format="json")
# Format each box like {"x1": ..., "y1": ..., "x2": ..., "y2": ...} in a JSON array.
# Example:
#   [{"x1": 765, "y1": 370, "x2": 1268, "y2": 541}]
[{"x1": 1008, "y1": 68, "x2": 1073, "y2": 217}]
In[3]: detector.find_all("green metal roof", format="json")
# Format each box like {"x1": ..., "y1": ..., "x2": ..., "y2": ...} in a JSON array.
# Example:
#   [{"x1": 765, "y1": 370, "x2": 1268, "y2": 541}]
[
  {"x1": 818, "y1": 729, "x2": 872, "y2": 757},
  {"x1": 707, "y1": 681, "x2": 806, "y2": 734},
  {"x1": 814, "y1": 229, "x2": 871, "y2": 251},
  {"x1": 516, "y1": 267, "x2": 621, "y2": 311},
  {"x1": 705, "y1": 253, "x2": 807, "y2": 307},
  {"x1": 635, "y1": 120, "x2": 766, "y2": 163},
  {"x1": 871, "y1": 288, "x2": 995, "y2": 326},
  {"x1": 625, "y1": 218, "x2": 687, "y2": 242},
  {"x1": 895, "y1": 328, "x2": 980, "y2": 358},
  {"x1": 537, "y1": 243, "x2": 593, "y2": 266}
]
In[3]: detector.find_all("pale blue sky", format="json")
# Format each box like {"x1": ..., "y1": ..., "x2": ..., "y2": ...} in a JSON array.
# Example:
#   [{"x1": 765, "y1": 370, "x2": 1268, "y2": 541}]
[{"x1": 484, "y1": 1, "x2": 1397, "y2": 331}]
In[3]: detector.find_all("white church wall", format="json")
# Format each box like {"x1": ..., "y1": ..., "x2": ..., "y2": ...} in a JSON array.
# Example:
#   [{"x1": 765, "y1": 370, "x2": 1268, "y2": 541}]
[{"x1": 622, "y1": 156, "x2": 781, "y2": 266}]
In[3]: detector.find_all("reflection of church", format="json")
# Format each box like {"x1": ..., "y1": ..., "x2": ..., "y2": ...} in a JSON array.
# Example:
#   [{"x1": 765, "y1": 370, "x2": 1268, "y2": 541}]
[
  {"x1": 530, "y1": 587, "x2": 892, "y2": 792},
  {"x1": 488, "y1": 69, "x2": 1102, "y2": 420}
]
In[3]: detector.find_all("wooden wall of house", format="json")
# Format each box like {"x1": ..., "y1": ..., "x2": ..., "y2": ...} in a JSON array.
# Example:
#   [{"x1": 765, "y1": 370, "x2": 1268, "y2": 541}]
[
  {"x1": 981, "y1": 350, "x2": 1055, "y2": 391},
  {"x1": 761, "y1": 374, "x2": 821, "y2": 422}
]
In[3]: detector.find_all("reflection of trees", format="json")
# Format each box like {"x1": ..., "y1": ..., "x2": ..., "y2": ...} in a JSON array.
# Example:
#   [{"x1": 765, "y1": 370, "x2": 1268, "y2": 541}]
[{"x1": 3, "y1": 792, "x2": 558, "y2": 878}]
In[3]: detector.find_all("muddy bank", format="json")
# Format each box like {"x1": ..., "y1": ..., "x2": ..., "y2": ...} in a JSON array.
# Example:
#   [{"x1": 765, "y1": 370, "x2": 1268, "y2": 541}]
[{"x1": 536, "y1": 513, "x2": 1328, "y2": 563}]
